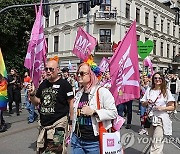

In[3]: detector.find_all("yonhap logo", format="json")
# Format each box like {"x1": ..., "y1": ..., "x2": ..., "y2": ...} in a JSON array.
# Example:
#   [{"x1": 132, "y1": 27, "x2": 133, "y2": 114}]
[{"x1": 121, "y1": 132, "x2": 135, "y2": 149}]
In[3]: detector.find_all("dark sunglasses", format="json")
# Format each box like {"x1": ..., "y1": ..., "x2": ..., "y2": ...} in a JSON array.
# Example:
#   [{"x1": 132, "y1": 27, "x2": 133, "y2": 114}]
[
  {"x1": 76, "y1": 71, "x2": 89, "y2": 77},
  {"x1": 154, "y1": 77, "x2": 162, "y2": 80},
  {"x1": 44, "y1": 67, "x2": 55, "y2": 72}
]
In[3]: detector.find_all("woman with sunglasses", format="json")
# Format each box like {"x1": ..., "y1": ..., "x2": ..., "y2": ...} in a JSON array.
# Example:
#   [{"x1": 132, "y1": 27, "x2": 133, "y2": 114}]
[
  {"x1": 141, "y1": 72, "x2": 175, "y2": 154},
  {"x1": 70, "y1": 62, "x2": 118, "y2": 154}
]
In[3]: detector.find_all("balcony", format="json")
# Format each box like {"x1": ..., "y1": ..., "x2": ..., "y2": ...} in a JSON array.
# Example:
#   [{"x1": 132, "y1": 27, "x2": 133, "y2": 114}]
[
  {"x1": 95, "y1": 42, "x2": 113, "y2": 55},
  {"x1": 94, "y1": 10, "x2": 117, "y2": 25}
]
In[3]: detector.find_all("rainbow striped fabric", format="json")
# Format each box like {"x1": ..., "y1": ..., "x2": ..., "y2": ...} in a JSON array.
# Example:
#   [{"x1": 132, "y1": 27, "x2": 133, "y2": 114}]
[{"x1": 0, "y1": 48, "x2": 8, "y2": 110}]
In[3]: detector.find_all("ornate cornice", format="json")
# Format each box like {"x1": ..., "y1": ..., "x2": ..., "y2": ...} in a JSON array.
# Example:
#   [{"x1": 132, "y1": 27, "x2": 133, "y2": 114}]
[
  {"x1": 51, "y1": 28, "x2": 61, "y2": 33},
  {"x1": 136, "y1": 26, "x2": 144, "y2": 33},
  {"x1": 61, "y1": 25, "x2": 72, "y2": 31},
  {"x1": 73, "y1": 22, "x2": 85, "y2": 28}
]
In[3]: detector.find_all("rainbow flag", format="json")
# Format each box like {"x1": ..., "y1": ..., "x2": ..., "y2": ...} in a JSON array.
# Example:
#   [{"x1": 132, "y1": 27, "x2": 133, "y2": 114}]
[
  {"x1": 0, "y1": 48, "x2": 7, "y2": 78},
  {"x1": 0, "y1": 48, "x2": 8, "y2": 110}
]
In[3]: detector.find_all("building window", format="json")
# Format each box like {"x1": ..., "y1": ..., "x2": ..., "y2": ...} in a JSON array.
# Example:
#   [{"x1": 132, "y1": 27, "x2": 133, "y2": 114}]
[
  {"x1": 45, "y1": 17, "x2": 49, "y2": 28},
  {"x1": 126, "y1": 3, "x2": 130, "y2": 19},
  {"x1": 153, "y1": 40, "x2": 156, "y2": 55},
  {"x1": 78, "y1": 3, "x2": 83, "y2": 18},
  {"x1": 54, "y1": 36, "x2": 59, "y2": 52},
  {"x1": 160, "y1": 42, "x2": 163, "y2": 57},
  {"x1": 100, "y1": 29, "x2": 111, "y2": 43},
  {"x1": 179, "y1": 28, "x2": 180, "y2": 38},
  {"x1": 46, "y1": 38, "x2": 48, "y2": 52},
  {"x1": 137, "y1": 35, "x2": 140, "y2": 41},
  {"x1": 167, "y1": 44, "x2": 169, "y2": 58},
  {"x1": 145, "y1": 37, "x2": 149, "y2": 41},
  {"x1": 167, "y1": 23, "x2": 170, "y2": 35},
  {"x1": 55, "y1": 11, "x2": 59, "y2": 25},
  {"x1": 173, "y1": 46, "x2": 176, "y2": 58},
  {"x1": 173, "y1": 25, "x2": 176, "y2": 36},
  {"x1": 154, "y1": 16, "x2": 157, "y2": 29},
  {"x1": 136, "y1": 8, "x2": 140, "y2": 23},
  {"x1": 100, "y1": 0, "x2": 111, "y2": 11},
  {"x1": 161, "y1": 19, "x2": 163, "y2": 32},
  {"x1": 145, "y1": 12, "x2": 149, "y2": 26}
]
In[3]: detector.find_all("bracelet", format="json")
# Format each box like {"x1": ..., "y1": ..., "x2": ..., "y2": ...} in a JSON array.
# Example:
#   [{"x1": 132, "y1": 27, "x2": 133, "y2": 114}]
[{"x1": 30, "y1": 93, "x2": 36, "y2": 97}]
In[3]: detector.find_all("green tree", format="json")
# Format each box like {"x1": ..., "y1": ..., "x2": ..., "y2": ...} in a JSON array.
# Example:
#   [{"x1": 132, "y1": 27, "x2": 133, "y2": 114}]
[{"x1": 0, "y1": 0, "x2": 39, "y2": 75}]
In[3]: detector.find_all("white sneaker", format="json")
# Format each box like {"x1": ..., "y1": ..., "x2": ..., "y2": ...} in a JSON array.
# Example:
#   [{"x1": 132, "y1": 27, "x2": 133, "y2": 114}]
[
  {"x1": 138, "y1": 128, "x2": 147, "y2": 135},
  {"x1": 174, "y1": 110, "x2": 177, "y2": 114}
]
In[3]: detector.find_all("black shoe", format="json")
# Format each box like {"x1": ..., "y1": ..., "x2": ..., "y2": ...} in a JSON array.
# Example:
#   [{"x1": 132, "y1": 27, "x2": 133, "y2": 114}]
[
  {"x1": 17, "y1": 113, "x2": 20, "y2": 116},
  {"x1": 28, "y1": 121, "x2": 34, "y2": 124},
  {"x1": 125, "y1": 124, "x2": 131, "y2": 129},
  {"x1": 9, "y1": 111, "x2": 13, "y2": 114},
  {"x1": 34, "y1": 115, "x2": 38, "y2": 121},
  {"x1": 0, "y1": 124, "x2": 7, "y2": 132}
]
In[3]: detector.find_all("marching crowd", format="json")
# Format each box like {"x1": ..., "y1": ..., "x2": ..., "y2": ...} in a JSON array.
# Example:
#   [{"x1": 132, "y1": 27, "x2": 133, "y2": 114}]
[{"x1": 0, "y1": 57, "x2": 180, "y2": 154}]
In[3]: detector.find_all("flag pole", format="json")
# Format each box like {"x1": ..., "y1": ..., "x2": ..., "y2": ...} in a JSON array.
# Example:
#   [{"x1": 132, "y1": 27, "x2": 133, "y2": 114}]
[{"x1": 31, "y1": 47, "x2": 37, "y2": 82}]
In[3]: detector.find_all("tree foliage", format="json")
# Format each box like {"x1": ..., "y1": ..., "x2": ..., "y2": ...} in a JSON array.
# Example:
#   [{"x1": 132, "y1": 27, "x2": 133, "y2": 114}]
[{"x1": 0, "y1": 0, "x2": 39, "y2": 74}]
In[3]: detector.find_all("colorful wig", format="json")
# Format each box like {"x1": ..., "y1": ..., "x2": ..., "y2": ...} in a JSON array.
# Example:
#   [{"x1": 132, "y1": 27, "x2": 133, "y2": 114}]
[
  {"x1": 77, "y1": 63, "x2": 99, "y2": 91},
  {"x1": 84, "y1": 55, "x2": 102, "y2": 80}
]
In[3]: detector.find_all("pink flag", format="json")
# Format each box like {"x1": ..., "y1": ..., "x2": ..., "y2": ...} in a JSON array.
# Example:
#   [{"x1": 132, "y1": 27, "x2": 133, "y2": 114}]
[
  {"x1": 72, "y1": 27, "x2": 97, "y2": 60},
  {"x1": 143, "y1": 57, "x2": 154, "y2": 75},
  {"x1": 99, "y1": 57, "x2": 109, "y2": 73},
  {"x1": 24, "y1": 0, "x2": 47, "y2": 88},
  {"x1": 109, "y1": 21, "x2": 140, "y2": 105}
]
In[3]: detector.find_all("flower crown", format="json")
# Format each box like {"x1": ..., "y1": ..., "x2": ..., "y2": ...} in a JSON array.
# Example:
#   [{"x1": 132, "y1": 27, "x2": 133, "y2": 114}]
[{"x1": 84, "y1": 55, "x2": 102, "y2": 80}]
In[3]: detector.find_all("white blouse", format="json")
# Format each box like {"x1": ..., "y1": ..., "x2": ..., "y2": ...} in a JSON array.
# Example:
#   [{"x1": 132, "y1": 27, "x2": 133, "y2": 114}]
[{"x1": 141, "y1": 88, "x2": 175, "y2": 135}]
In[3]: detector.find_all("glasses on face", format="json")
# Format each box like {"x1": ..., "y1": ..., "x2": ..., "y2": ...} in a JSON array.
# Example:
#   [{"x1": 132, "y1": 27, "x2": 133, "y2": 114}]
[
  {"x1": 44, "y1": 67, "x2": 55, "y2": 72},
  {"x1": 154, "y1": 77, "x2": 162, "y2": 80},
  {"x1": 76, "y1": 71, "x2": 89, "y2": 77}
]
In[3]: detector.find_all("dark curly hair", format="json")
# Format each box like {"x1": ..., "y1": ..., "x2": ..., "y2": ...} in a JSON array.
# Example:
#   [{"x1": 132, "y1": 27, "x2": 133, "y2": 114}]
[{"x1": 151, "y1": 72, "x2": 167, "y2": 97}]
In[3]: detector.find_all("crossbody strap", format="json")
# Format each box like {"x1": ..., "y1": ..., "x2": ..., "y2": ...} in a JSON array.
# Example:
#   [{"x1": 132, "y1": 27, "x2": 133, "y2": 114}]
[{"x1": 146, "y1": 92, "x2": 162, "y2": 115}]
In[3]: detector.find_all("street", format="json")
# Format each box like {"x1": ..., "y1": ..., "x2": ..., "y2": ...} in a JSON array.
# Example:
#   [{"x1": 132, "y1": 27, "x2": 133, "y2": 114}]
[{"x1": 0, "y1": 98, "x2": 180, "y2": 154}]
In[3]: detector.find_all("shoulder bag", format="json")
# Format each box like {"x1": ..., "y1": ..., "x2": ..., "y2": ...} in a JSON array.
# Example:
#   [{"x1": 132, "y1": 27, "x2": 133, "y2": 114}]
[
  {"x1": 142, "y1": 92, "x2": 161, "y2": 128},
  {"x1": 96, "y1": 88, "x2": 123, "y2": 154}
]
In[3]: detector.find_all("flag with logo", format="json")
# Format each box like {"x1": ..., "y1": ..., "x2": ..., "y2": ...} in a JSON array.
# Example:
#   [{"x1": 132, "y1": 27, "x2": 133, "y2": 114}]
[
  {"x1": 72, "y1": 27, "x2": 97, "y2": 60},
  {"x1": 109, "y1": 20, "x2": 140, "y2": 105},
  {"x1": 99, "y1": 57, "x2": 109, "y2": 73},
  {"x1": 24, "y1": 0, "x2": 47, "y2": 88}
]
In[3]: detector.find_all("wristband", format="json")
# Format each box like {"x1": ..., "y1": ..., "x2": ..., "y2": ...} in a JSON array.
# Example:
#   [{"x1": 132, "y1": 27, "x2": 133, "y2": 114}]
[{"x1": 30, "y1": 93, "x2": 36, "y2": 97}]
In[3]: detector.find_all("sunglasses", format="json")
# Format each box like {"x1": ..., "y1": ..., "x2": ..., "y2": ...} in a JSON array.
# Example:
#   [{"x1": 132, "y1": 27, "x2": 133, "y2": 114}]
[
  {"x1": 154, "y1": 77, "x2": 162, "y2": 80},
  {"x1": 44, "y1": 67, "x2": 55, "y2": 72},
  {"x1": 76, "y1": 71, "x2": 89, "y2": 77}
]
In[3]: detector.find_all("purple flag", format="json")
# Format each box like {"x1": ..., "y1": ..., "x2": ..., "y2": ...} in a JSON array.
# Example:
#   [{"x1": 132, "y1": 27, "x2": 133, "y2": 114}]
[
  {"x1": 72, "y1": 27, "x2": 97, "y2": 60},
  {"x1": 24, "y1": 0, "x2": 47, "y2": 88}
]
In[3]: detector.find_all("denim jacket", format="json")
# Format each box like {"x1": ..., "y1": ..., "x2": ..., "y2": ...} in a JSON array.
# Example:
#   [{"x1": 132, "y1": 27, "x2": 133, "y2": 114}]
[{"x1": 71, "y1": 85, "x2": 118, "y2": 136}]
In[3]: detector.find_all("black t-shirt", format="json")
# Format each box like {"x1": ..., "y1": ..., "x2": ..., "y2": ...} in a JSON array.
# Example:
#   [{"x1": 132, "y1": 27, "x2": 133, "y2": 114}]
[
  {"x1": 170, "y1": 78, "x2": 177, "y2": 94},
  {"x1": 36, "y1": 78, "x2": 74, "y2": 126},
  {"x1": 74, "y1": 92, "x2": 98, "y2": 141}
]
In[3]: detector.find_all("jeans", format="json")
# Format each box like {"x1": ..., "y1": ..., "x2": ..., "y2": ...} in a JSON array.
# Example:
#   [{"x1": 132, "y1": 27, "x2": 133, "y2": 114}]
[
  {"x1": 25, "y1": 90, "x2": 38, "y2": 122},
  {"x1": 71, "y1": 133, "x2": 100, "y2": 154},
  {"x1": 117, "y1": 100, "x2": 132, "y2": 124},
  {"x1": 140, "y1": 102, "x2": 146, "y2": 116}
]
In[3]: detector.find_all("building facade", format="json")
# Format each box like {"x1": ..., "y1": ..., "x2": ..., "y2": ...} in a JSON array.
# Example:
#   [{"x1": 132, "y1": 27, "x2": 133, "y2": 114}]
[{"x1": 45, "y1": 0, "x2": 180, "y2": 74}]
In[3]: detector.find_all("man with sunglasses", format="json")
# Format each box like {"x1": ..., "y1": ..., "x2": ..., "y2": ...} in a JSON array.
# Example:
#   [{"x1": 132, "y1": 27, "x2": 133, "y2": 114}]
[{"x1": 28, "y1": 59, "x2": 74, "y2": 154}]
